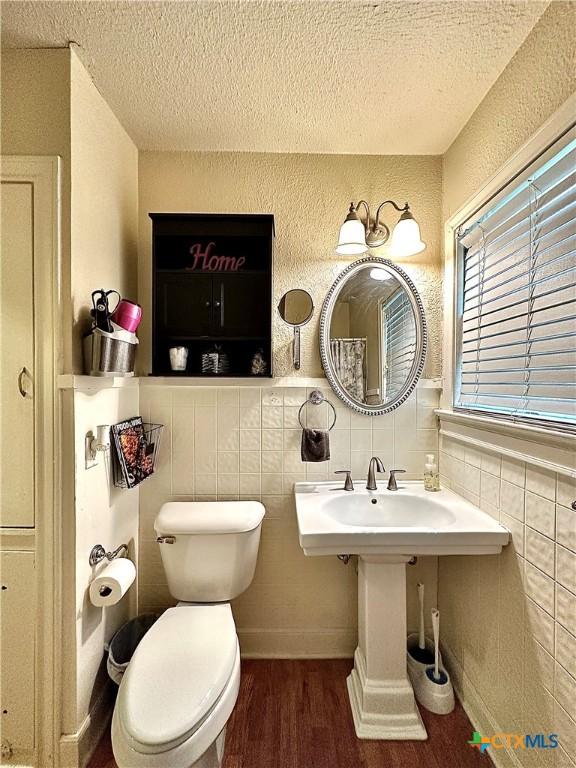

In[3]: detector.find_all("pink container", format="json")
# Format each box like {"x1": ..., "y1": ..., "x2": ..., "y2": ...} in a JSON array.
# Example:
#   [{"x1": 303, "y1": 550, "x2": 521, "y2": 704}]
[{"x1": 111, "y1": 300, "x2": 142, "y2": 333}]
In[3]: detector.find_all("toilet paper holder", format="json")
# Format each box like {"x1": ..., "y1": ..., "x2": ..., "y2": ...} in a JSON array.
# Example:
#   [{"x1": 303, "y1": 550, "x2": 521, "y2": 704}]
[{"x1": 89, "y1": 543, "x2": 128, "y2": 567}]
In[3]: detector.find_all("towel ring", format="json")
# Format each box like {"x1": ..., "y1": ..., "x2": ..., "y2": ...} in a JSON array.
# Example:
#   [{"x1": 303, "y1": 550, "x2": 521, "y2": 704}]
[{"x1": 298, "y1": 390, "x2": 337, "y2": 431}]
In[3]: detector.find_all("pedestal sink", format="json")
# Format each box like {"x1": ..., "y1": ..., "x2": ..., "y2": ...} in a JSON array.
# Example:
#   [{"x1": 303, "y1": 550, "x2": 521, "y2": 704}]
[{"x1": 294, "y1": 481, "x2": 509, "y2": 740}]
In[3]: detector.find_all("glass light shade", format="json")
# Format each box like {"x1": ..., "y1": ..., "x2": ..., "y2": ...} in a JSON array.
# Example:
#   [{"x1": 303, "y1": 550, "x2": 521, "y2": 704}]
[
  {"x1": 369, "y1": 267, "x2": 394, "y2": 282},
  {"x1": 388, "y1": 216, "x2": 426, "y2": 257},
  {"x1": 336, "y1": 218, "x2": 368, "y2": 255}
]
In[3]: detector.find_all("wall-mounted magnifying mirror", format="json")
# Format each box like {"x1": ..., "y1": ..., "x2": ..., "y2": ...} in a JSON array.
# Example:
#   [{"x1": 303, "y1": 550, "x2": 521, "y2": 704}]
[
  {"x1": 320, "y1": 258, "x2": 427, "y2": 415},
  {"x1": 278, "y1": 289, "x2": 314, "y2": 370}
]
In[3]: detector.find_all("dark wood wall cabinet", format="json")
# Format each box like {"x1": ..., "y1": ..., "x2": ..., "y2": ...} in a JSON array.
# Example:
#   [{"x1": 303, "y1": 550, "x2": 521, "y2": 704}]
[{"x1": 151, "y1": 213, "x2": 274, "y2": 377}]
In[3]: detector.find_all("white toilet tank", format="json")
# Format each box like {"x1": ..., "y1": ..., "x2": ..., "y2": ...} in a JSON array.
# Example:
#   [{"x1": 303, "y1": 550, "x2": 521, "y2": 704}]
[{"x1": 154, "y1": 501, "x2": 265, "y2": 602}]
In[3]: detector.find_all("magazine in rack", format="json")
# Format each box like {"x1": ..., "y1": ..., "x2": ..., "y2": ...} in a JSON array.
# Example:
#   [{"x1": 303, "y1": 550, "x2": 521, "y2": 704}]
[{"x1": 111, "y1": 417, "x2": 155, "y2": 488}]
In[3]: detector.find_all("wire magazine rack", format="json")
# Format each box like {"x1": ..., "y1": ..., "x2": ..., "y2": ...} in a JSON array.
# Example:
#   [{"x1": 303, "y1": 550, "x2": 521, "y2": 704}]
[{"x1": 112, "y1": 422, "x2": 164, "y2": 489}]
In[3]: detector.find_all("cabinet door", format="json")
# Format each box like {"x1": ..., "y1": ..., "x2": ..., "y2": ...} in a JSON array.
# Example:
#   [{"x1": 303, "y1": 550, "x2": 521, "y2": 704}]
[
  {"x1": 157, "y1": 273, "x2": 213, "y2": 337},
  {"x1": 0, "y1": 552, "x2": 36, "y2": 756},
  {"x1": 214, "y1": 274, "x2": 269, "y2": 337},
  {"x1": 1, "y1": 182, "x2": 35, "y2": 527}
]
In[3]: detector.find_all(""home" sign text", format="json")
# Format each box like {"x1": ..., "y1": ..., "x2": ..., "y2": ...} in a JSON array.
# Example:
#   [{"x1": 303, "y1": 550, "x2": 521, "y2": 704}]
[{"x1": 187, "y1": 242, "x2": 246, "y2": 271}]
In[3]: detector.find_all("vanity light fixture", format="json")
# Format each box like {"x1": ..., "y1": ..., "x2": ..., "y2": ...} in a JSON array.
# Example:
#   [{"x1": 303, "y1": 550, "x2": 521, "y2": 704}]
[
  {"x1": 336, "y1": 200, "x2": 426, "y2": 257},
  {"x1": 369, "y1": 267, "x2": 395, "y2": 282}
]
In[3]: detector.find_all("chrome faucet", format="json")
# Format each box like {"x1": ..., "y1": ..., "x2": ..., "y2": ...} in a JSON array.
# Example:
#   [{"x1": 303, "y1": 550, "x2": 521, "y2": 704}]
[{"x1": 366, "y1": 457, "x2": 385, "y2": 491}]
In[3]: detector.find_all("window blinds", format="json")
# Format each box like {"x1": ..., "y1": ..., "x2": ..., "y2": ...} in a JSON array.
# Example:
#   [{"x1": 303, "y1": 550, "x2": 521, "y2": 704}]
[
  {"x1": 455, "y1": 132, "x2": 576, "y2": 428},
  {"x1": 382, "y1": 290, "x2": 416, "y2": 400}
]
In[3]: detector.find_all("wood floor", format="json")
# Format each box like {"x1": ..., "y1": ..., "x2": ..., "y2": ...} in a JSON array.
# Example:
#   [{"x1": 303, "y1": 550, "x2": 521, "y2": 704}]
[{"x1": 89, "y1": 659, "x2": 491, "y2": 768}]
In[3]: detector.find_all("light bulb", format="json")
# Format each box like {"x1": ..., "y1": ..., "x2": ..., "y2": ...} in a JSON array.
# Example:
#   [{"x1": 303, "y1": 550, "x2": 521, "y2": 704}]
[{"x1": 369, "y1": 268, "x2": 394, "y2": 282}]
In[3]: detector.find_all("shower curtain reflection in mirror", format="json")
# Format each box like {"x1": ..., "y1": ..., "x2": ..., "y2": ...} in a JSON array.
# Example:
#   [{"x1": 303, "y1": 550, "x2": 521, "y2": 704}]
[{"x1": 330, "y1": 337, "x2": 366, "y2": 402}]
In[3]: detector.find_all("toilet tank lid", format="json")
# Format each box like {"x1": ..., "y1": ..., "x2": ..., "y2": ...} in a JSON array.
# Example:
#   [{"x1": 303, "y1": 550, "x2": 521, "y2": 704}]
[{"x1": 155, "y1": 501, "x2": 265, "y2": 535}]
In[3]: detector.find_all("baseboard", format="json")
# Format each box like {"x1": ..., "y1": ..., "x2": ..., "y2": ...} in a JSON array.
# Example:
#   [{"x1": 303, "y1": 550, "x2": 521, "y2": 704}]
[
  {"x1": 443, "y1": 645, "x2": 522, "y2": 768},
  {"x1": 59, "y1": 681, "x2": 115, "y2": 768},
  {"x1": 0, "y1": 748, "x2": 35, "y2": 767},
  {"x1": 237, "y1": 628, "x2": 356, "y2": 658}
]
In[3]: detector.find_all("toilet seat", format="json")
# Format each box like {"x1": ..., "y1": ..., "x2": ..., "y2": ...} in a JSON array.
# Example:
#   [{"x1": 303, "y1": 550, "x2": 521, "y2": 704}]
[{"x1": 112, "y1": 603, "x2": 239, "y2": 766}]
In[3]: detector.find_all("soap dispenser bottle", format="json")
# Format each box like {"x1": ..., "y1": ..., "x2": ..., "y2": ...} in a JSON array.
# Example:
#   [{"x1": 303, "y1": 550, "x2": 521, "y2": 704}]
[{"x1": 424, "y1": 454, "x2": 440, "y2": 492}]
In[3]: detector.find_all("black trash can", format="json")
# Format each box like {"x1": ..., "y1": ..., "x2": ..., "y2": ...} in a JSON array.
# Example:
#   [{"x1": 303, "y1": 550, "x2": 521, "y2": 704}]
[{"x1": 107, "y1": 613, "x2": 158, "y2": 685}]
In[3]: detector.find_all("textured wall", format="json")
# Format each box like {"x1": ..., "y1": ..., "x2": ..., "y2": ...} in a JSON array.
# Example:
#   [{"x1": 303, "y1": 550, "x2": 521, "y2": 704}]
[
  {"x1": 0, "y1": 47, "x2": 141, "y2": 373},
  {"x1": 138, "y1": 382, "x2": 440, "y2": 657},
  {"x1": 0, "y1": 48, "x2": 74, "y2": 370},
  {"x1": 70, "y1": 49, "x2": 139, "y2": 372},
  {"x1": 439, "y1": 5, "x2": 576, "y2": 766},
  {"x1": 138, "y1": 150, "x2": 443, "y2": 379},
  {"x1": 443, "y1": 1, "x2": 576, "y2": 221},
  {"x1": 60, "y1": 52, "x2": 141, "y2": 742}
]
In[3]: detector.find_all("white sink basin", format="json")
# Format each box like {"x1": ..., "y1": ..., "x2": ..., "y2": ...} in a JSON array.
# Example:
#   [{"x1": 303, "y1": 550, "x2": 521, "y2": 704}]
[
  {"x1": 322, "y1": 492, "x2": 456, "y2": 528},
  {"x1": 295, "y1": 481, "x2": 509, "y2": 555}
]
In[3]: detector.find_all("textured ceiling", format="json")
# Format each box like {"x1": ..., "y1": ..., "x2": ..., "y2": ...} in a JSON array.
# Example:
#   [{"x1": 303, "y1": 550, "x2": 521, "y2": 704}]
[{"x1": 1, "y1": 1, "x2": 548, "y2": 154}]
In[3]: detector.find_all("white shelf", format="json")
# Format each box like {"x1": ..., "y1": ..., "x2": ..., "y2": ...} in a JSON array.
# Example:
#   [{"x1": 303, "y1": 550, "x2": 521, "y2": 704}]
[
  {"x1": 57, "y1": 374, "x2": 138, "y2": 391},
  {"x1": 58, "y1": 374, "x2": 442, "y2": 391},
  {"x1": 139, "y1": 376, "x2": 330, "y2": 388}
]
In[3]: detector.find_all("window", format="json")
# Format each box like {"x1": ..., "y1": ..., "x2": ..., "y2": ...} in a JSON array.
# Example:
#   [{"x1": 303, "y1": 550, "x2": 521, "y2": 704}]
[{"x1": 454, "y1": 128, "x2": 576, "y2": 430}]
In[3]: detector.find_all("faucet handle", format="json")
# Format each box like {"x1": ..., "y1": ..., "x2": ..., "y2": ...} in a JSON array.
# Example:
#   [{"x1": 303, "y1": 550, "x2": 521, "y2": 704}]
[
  {"x1": 387, "y1": 469, "x2": 406, "y2": 491},
  {"x1": 334, "y1": 470, "x2": 354, "y2": 491}
]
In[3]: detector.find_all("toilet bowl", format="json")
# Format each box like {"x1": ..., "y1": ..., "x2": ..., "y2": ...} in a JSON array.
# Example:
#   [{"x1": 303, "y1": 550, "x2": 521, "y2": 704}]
[
  {"x1": 112, "y1": 501, "x2": 265, "y2": 768},
  {"x1": 112, "y1": 604, "x2": 240, "y2": 768}
]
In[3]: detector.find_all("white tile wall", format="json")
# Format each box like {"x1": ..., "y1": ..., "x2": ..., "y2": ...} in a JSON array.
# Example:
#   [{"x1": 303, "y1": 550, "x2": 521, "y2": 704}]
[
  {"x1": 138, "y1": 382, "x2": 440, "y2": 657},
  {"x1": 439, "y1": 434, "x2": 576, "y2": 767}
]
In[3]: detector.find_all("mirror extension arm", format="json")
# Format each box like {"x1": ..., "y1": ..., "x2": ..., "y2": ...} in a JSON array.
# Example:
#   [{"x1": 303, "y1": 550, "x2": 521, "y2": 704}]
[{"x1": 293, "y1": 325, "x2": 301, "y2": 370}]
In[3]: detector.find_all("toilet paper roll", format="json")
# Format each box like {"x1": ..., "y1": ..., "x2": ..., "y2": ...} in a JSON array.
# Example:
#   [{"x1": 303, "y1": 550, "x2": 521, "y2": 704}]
[{"x1": 89, "y1": 558, "x2": 136, "y2": 607}]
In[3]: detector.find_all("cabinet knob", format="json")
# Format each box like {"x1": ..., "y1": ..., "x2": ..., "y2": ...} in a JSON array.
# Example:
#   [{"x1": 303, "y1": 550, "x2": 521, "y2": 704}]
[{"x1": 204, "y1": 300, "x2": 211, "y2": 308}]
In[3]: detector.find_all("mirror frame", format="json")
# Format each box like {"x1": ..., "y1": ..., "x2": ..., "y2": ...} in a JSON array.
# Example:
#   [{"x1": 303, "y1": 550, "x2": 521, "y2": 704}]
[{"x1": 319, "y1": 257, "x2": 427, "y2": 415}]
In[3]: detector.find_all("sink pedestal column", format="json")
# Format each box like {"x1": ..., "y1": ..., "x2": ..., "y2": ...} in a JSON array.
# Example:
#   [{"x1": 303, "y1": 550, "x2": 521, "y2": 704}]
[{"x1": 347, "y1": 555, "x2": 427, "y2": 740}]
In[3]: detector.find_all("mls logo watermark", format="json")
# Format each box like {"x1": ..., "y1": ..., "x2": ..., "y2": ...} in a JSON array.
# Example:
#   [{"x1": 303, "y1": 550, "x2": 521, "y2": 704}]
[{"x1": 468, "y1": 731, "x2": 559, "y2": 753}]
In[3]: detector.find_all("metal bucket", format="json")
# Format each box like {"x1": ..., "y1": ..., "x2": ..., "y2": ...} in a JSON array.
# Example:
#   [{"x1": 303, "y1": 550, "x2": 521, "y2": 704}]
[{"x1": 83, "y1": 327, "x2": 138, "y2": 376}]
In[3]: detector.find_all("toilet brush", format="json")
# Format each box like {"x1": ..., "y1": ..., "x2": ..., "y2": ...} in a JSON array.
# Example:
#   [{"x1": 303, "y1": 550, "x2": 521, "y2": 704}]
[
  {"x1": 428, "y1": 609, "x2": 446, "y2": 684},
  {"x1": 416, "y1": 608, "x2": 455, "y2": 715}
]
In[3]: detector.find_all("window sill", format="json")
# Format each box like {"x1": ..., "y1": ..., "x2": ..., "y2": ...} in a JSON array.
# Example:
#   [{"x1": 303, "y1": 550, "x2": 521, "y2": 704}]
[{"x1": 435, "y1": 408, "x2": 575, "y2": 478}]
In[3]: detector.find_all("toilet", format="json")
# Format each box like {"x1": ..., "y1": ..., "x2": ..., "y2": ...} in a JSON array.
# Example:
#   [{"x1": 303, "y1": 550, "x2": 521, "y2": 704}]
[{"x1": 111, "y1": 500, "x2": 265, "y2": 768}]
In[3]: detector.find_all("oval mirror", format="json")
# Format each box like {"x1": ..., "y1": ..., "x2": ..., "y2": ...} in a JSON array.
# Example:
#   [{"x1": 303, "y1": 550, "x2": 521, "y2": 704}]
[
  {"x1": 278, "y1": 289, "x2": 314, "y2": 327},
  {"x1": 319, "y1": 258, "x2": 427, "y2": 415}
]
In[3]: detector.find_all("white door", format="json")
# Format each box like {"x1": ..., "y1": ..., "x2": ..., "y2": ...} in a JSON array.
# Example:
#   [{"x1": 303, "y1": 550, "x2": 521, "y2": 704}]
[
  {"x1": 1, "y1": 157, "x2": 59, "y2": 768},
  {"x1": 1, "y1": 180, "x2": 35, "y2": 527},
  {"x1": 0, "y1": 551, "x2": 36, "y2": 754}
]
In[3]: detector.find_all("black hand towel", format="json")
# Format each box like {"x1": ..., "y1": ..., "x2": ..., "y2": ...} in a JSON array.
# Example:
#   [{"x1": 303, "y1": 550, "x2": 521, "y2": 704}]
[{"x1": 301, "y1": 428, "x2": 330, "y2": 462}]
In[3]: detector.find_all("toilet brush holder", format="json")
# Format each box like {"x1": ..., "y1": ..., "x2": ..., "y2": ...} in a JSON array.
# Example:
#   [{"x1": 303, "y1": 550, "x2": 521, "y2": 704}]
[
  {"x1": 416, "y1": 666, "x2": 455, "y2": 715},
  {"x1": 407, "y1": 632, "x2": 441, "y2": 684},
  {"x1": 411, "y1": 608, "x2": 454, "y2": 715}
]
